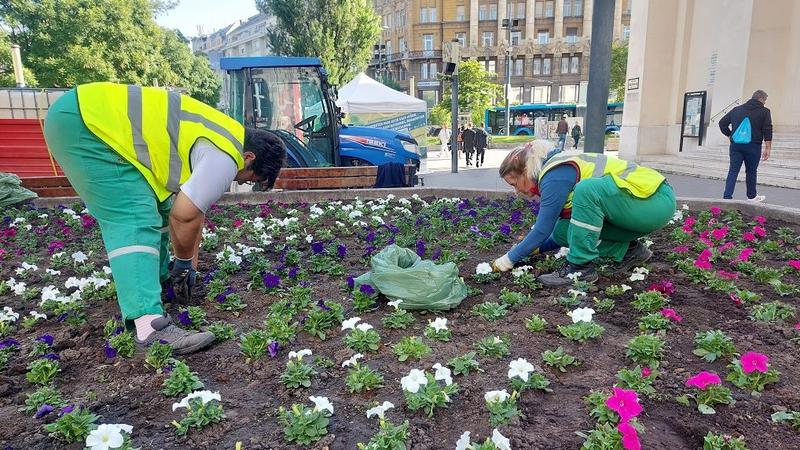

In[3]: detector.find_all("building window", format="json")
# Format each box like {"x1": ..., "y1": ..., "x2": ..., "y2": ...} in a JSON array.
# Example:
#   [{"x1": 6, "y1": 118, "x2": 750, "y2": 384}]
[
  {"x1": 623, "y1": 26, "x2": 631, "y2": 41},
  {"x1": 570, "y1": 56, "x2": 580, "y2": 74},
  {"x1": 560, "y1": 84, "x2": 579, "y2": 103},
  {"x1": 489, "y1": 4, "x2": 498, "y2": 19},
  {"x1": 479, "y1": 5, "x2": 487, "y2": 20},
  {"x1": 430, "y1": 7, "x2": 437, "y2": 21},
  {"x1": 514, "y1": 58, "x2": 524, "y2": 76},
  {"x1": 510, "y1": 31, "x2": 521, "y2": 46},
  {"x1": 456, "y1": 5, "x2": 465, "y2": 21},
  {"x1": 423, "y1": 34, "x2": 434, "y2": 51},
  {"x1": 516, "y1": 2, "x2": 526, "y2": 18},
  {"x1": 482, "y1": 31, "x2": 494, "y2": 47},
  {"x1": 420, "y1": 7, "x2": 428, "y2": 23},
  {"x1": 574, "y1": 0, "x2": 583, "y2": 16},
  {"x1": 535, "y1": 1, "x2": 544, "y2": 18},
  {"x1": 455, "y1": 32, "x2": 466, "y2": 47},
  {"x1": 422, "y1": 90, "x2": 438, "y2": 109},
  {"x1": 482, "y1": 59, "x2": 496, "y2": 73},
  {"x1": 533, "y1": 58, "x2": 541, "y2": 75},
  {"x1": 561, "y1": 57, "x2": 569, "y2": 74},
  {"x1": 545, "y1": 1, "x2": 554, "y2": 17},
  {"x1": 385, "y1": 40, "x2": 392, "y2": 56},
  {"x1": 532, "y1": 85, "x2": 551, "y2": 103},
  {"x1": 563, "y1": 0, "x2": 571, "y2": 17},
  {"x1": 399, "y1": 37, "x2": 407, "y2": 52},
  {"x1": 566, "y1": 27, "x2": 578, "y2": 43},
  {"x1": 421, "y1": 63, "x2": 429, "y2": 80},
  {"x1": 399, "y1": 66, "x2": 407, "y2": 80},
  {"x1": 543, "y1": 56, "x2": 551, "y2": 75},
  {"x1": 538, "y1": 31, "x2": 549, "y2": 44},
  {"x1": 510, "y1": 86, "x2": 523, "y2": 104}
]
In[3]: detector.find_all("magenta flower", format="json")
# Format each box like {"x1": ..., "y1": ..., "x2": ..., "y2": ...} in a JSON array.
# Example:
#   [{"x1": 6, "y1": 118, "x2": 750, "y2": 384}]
[
  {"x1": 660, "y1": 308, "x2": 683, "y2": 322},
  {"x1": 737, "y1": 248, "x2": 753, "y2": 262},
  {"x1": 618, "y1": 422, "x2": 641, "y2": 450},
  {"x1": 641, "y1": 367, "x2": 652, "y2": 377},
  {"x1": 648, "y1": 280, "x2": 675, "y2": 296},
  {"x1": 673, "y1": 246, "x2": 689, "y2": 254},
  {"x1": 753, "y1": 226, "x2": 766, "y2": 237},
  {"x1": 684, "y1": 216, "x2": 696, "y2": 227},
  {"x1": 755, "y1": 215, "x2": 766, "y2": 225},
  {"x1": 718, "y1": 242, "x2": 735, "y2": 252},
  {"x1": 729, "y1": 292, "x2": 743, "y2": 306},
  {"x1": 686, "y1": 371, "x2": 721, "y2": 390},
  {"x1": 682, "y1": 224, "x2": 694, "y2": 234},
  {"x1": 710, "y1": 206, "x2": 722, "y2": 216},
  {"x1": 717, "y1": 270, "x2": 739, "y2": 280},
  {"x1": 80, "y1": 214, "x2": 96, "y2": 229},
  {"x1": 233, "y1": 219, "x2": 243, "y2": 228},
  {"x1": 711, "y1": 227, "x2": 728, "y2": 241},
  {"x1": 47, "y1": 240, "x2": 65, "y2": 254},
  {"x1": 742, "y1": 232, "x2": 756, "y2": 242},
  {"x1": 740, "y1": 352, "x2": 769, "y2": 374},
  {"x1": 605, "y1": 387, "x2": 642, "y2": 423},
  {"x1": 699, "y1": 248, "x2": 713, "y2": 261},
  {"x1": 694, "y1": 259, "x2": 712, "y2": 270},
  {"x1": 788, "y1": 260, "x2": 800, "y2": 270}
]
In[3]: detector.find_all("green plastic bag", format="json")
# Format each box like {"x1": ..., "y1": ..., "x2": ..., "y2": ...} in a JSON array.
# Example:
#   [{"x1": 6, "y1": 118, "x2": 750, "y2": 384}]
[
  {"x1": 0, "y1": 172, "x2": 37, "y2": 208},
  {"x1": 355, "y1": 244, "x2": 468, "y2": 311}
]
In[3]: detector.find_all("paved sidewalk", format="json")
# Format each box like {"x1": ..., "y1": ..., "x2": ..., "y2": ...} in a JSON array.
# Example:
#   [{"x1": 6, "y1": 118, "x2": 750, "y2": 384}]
[{"x1": 420, "y1": 150, "x2": 799, "y2": 209}]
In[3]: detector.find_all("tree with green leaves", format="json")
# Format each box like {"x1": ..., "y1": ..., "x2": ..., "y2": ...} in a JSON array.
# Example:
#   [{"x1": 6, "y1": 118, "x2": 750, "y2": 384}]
[
  {"x1": 431, "y1": 60, "x2": 503, "y2": 126},
  {"x1": 256, "y1": 0, "x2": 381, "y2": 86},
  {"x1": 609, "y1": 42, "x2": 629, "y2": 102},
  {"x1": 0, "y1": 31, "x2": 36, "y2": 86},
  {"x1": 0, "y1": 0, "x2": 219, "y2": 104}
]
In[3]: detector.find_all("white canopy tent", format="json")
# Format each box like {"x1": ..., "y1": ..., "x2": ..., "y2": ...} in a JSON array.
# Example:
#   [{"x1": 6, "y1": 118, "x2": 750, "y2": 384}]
[{"x1": 336, "y1": 73, "x2": 426, "y2": 114}]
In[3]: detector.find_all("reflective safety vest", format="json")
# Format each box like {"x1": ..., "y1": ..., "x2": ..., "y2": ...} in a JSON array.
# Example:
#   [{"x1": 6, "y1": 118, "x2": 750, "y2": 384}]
[
  {"x1": 77, "y1": 82, "x2": 245, "y2": 202},
  {"x1": 538, "y1": 153, "x2": 666, "y2": 218}
]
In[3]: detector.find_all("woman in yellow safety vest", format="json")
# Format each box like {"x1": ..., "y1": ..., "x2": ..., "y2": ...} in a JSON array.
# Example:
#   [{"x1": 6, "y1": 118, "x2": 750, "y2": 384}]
[
  {"x1": 44, "y1": 82, "x2": 286, "y2": 355},
  {"x1": 492, "y1": 140, "x2": 676, "y2": 287}
]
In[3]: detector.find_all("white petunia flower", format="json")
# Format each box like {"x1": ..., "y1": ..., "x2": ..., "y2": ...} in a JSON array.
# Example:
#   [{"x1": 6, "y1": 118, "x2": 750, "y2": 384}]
[
  {"x1": 492, "y1": 429, "x2": 512, "y2": 450},
  {"x1": 387, "y1": 300, "x2": 403, "y2": 310},
  {"x1": 568, "y1": 289, "x2": 587, "y2": 298},
  {"x1": 41, "y1": 286, "x2": 61, "y2": 303},
  {"x1": 621, "y1": 284, "x2": 632, "y2": 292},
  {"x1": 46, "y1": 268, "x2": 61, "y2": 276},
  {"x1": 475, "y1": 262, "x2": 493, "y2": 275},
  {"x1": 554, "y1": 247, "x2": 570, "y2": 259},
  {"x1": 365, "y1": 401, "x2": 394, "y2": 419},
  {"x1": 341, "y1": 317, "x2": 362, "y2": 331},
  {"x1": 455, "y1": 431, "x2": 471, "y2": 450},
  {"x1": 565, "y1": 271, "x2": 583, "y2": 281},
  {"x1": 0, "y1": 306, "x2": 20, "y2": 323},
  {"x1": 484, "y1": 389, "x2": 510, "y2": 403},
  {"x1": 309, "y1": 396, "x2": 334, "y2": 415},
  {"x1": 11, "y1": 281, "x2": 27, "y2": 295},
  {"x1": 71, "y1": 251, "x2": 88, "y2": 264},
  {"x1": 355, "y1": 323, "x2": 374, "y2": 332},
  {"x1": 682, "y1": 204, "x2": 690, "y2": 210},
  {"x1": 567, "y1": 307, "x2": 595, "y2": 323},
  {"x1": 342, "y1": 353, "x2": 364, "y2": 368},
  {"x1": 507, "y1": 358, "x2": 534, "y2": 382},
  {"x1": 511, "y1": 265, "x2": 533, "y2": 277},
  {"x1": 643, "y1": 239, "x2": 654, "y2": 249},
  {"x1": 492, "y1": 336, "x2": 503, "y2": 344},
  {"x1": 85, "y1": 423, "x2": 130, "y2": 450},
  {"x1": 428, "y1": 317, "x2": 448, "y2": 332},
  {"x1": 400, "y1": 369, "x2": 428, "y2": 393},
  {"x1": 172, "y1": 390, "x2": 221, "y2": 411},
  {"x1": 288, "y1": 349, "x2": 312, "y2": 360},
  {"x1": 629, "y1": 266, "x2": 649, "y2": 282},
  {"x1": 432, "y1": 363, "x2": 453, "y2": 385},
  {"x1": 305, "y1": 235, "x2": 314, "y2": 243},
  {"x1": 29, "y1": 311, "x2": 47, "y2": 320}
]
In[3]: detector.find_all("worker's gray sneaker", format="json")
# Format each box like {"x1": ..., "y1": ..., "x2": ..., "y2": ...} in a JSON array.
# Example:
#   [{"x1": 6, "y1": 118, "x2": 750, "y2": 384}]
[
  {"x1": 614, "y1": 241, "x2": 653, "y2": 274},
  {"x1": 134, "y1": 315, "x2": 215, "y2": 355}
]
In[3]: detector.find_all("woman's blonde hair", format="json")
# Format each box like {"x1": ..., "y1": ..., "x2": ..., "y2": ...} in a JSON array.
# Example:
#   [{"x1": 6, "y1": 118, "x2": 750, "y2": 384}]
[{"x1": 498, "y1": 139, "x2": 555, "y2": 181}]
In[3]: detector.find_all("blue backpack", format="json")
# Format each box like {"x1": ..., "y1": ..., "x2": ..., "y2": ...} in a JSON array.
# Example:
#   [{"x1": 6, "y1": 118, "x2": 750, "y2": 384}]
[{"x1": 731, "y1": 117, "x2": 752, "y2": 144}]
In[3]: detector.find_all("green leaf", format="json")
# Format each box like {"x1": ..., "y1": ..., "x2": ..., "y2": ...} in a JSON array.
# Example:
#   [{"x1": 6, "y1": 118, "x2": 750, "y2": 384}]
[
  {"x1": 675, "y1": 395, "x2": 690, "y2": 406},
  {"x1": 697, "y1": 403, "x2": 716, "y2": 415}
]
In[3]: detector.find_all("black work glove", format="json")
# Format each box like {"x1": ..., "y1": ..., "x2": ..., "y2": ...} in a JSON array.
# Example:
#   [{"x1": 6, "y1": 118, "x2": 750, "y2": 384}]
[{"x1": 169, "y1": 257, "x2": 196, "y2": 304}]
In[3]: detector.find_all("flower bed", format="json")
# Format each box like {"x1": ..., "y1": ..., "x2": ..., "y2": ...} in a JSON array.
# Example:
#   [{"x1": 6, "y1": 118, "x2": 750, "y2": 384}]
[{"x1": 1, "y1": 196, "x2": 799, "y2": 449}]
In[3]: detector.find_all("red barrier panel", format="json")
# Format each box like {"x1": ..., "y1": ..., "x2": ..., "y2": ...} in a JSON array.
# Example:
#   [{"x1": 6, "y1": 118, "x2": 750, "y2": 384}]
[{"x1": 0, "y1": 118, "x2": 62, "y2": 177}]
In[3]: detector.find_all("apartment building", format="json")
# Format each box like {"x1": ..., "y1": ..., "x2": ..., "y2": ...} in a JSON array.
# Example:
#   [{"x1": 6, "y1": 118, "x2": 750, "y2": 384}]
[{"x1": 369, "y1": 0, "x2": 632, "y2": 108}]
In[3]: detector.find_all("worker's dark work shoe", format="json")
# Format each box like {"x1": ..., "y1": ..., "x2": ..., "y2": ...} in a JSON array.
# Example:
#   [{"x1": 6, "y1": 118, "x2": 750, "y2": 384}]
[
  {"x1": 538, "y1": 262, "x2": 598, "y2": 287},
  {"x1": 614, "y1": 241, "x2": 653, "y2": 274},
  {"x1": 135, "y1": 315, "x2": 215, "y2": 355}
]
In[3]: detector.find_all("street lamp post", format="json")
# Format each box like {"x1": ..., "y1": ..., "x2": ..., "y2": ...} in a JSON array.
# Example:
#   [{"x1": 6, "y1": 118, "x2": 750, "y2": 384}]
[
  {"x1": 373, "y1": 44, "x2": 387, "y2": 79},
  {"x1": 501, "y1": 10, "x2": 519, "y2": 136}
]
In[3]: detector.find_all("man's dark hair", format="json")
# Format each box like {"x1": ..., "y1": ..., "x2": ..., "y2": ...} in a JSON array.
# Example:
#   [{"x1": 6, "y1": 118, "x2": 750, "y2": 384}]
[
  {"x1": 751, "y1": 90, "x2": 768, "y2": 102},
  {"x1": 244, "y1": 128, "x2": 286, "y2": 189}
]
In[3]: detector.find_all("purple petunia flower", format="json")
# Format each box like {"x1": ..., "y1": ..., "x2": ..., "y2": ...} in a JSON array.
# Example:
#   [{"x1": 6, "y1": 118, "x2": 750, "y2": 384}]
[
  {"x1": 47, "y1": 240, "x2": 64, "y2": 254},
  {"x1": 499, "y1": 224, "x2": 512, "y2": 235},
  {"x1": 365, "y1": 231, "x2": 376, "y2": 243},
  {"x1": 268, "y1": 341, "x2": 280, "y2": 358},
  {"x1": 311, "y1": 242, "x2": 325, "y2": 254},
  {"x1": 215, "y1": 287, "x2": 236, "y2": 303},
  {"x1": 317, "y1": 299, "x2": 332, "y2": 311},
  {"x1": 34, "y1": 404, "x2": 54, "y2": 419},
  {"x1": 165, "y1": 284, "x2": 176, "y2": 302},
  {"x1": 176, "y1": 311, "x2": 192, "y2": 327},
  {"x1": 56, "y1": 313, "x2": 68, "y2": 323},
  {"x1": 469, "y1": 225, "x2": 481, "y2": 234},
  {"x1": 80, "y1": 214, "x2": 96, "y2": 229},
  {"x1": 510, "y1": 210, "x2": 523, "y2": 225},
  {"x1": 0, "y1": 338, "x2": 21, "y2": 349},
  {"x1": 104, "y1": 341, "x2": 117, "y2": 359},
  {"x1": 40, "y1": 353, "x2": 60, "y2": 360},
  {"x1": 60, "y1": 405, "x2": 74, "y2": 415},
  {"x1": 337, "y1": 244, "x2": 347, "y2": 258},
  {"x1": 36, "y1": 335, "x2": 54, "y2": 346},
  {"x1": 467, "y1": 209, "x2": 478, "y2": 217},
  {"x1": 360, "y1": 284, "x2": 376, "y2": 296},
  {"x1": 288, "y1": 267, "x2": 300, "y2": 278},
  {"x1": 347, "y1": 275, "x2": 355, "y2": 289},
  {"x1": 416, "y1": 240, "x2": 426, "y2": 257},
  {"x1": 385, "y1": 223, "x2": 400, "y2": 234},
  {"x1": 431, "y1": 248, "x2": 442, "y2": 261},
  {"x1": 263, "y1": 273, "x2": 281, "y2": 289}
]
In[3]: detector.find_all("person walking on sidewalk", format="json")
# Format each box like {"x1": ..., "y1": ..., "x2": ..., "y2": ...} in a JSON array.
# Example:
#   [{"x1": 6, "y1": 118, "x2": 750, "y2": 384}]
[
  {"x1": 437, "y1": 124, "x2": 452, "y2": 157},
  {"x1": 462, "y1": 122, "x2": 476, "y2": 167},
  {"x1": 719, "y1": 89, "x2": 772, "y2": 203},
  {"x1": 556, "y1": 115, "x2": 569, "y2": 151},
  {"x1": 490, "y1": 140, "x2": 675, "y2": 287},
  {"x1": 43, "y1": 82, "x2": 286, "y2": 354},
  {"x1": 571, "y1": 122, "x2": 582, "y2": 149},
  {"x1": 474, "y1": 123, "x2": 489, "y2": 168}
]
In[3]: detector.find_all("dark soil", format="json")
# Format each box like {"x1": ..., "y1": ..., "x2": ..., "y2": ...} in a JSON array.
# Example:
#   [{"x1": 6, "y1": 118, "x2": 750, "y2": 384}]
[{"x1": 0, "y1": 199, "x2": 799, "y2": 450}]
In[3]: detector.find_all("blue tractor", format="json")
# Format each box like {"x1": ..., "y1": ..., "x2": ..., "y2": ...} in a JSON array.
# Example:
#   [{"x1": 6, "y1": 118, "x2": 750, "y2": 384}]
[{"x1": 220, "y1": 56, "x2": 420, "y2": 168}]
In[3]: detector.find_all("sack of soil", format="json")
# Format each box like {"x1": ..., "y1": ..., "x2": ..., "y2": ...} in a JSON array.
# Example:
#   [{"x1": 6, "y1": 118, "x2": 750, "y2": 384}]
[
  {"x1": 0, "y1": 172, "x2": 37, "y2": 208},
  {"x1": 354, "y1": 244, "x2": 468, "y2": 311}
]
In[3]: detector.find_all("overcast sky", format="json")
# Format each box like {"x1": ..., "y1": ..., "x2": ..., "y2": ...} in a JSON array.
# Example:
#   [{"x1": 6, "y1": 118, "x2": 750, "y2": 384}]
[{"x1": 156, "y1": 0, "x2": 260, "y2": 38}]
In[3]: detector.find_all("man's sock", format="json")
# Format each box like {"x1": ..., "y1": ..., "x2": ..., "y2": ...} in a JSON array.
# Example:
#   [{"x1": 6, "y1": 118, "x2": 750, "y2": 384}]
[{"x1": 134, "y1": 314, "x2": 163, "y2": 341}]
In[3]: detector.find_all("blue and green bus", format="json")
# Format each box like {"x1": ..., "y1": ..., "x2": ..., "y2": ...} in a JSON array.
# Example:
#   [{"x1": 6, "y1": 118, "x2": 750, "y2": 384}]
[{"x1": 485, "y1": 102, "x2": 623, "y2": 136}]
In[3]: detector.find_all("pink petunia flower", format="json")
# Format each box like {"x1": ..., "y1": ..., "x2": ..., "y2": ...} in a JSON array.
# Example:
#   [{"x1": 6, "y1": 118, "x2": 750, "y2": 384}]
[
  {"x1": 684, "y1": 216, "x2": 696, "y2": 227},
  {"x1": 717, "y1": 270, "x2": 739, "y2": 280},
  {"x1": 694, "y1": 259, "x2": 712, "y2": 270},
  {"x1": 718, "y1": 242, "x2": 735, "y2": 252},
  {"x1": 755, "y1": 216, "x2": 766, "y2": 225},
  {"x1": 648, "y1": 280, "x2": 675, "y2": 296},
  {"x1": 660, "y1": 308, "x2": 683, "y2": 322},
  {"x1": 233, "y1": 219, "x2": 244, "y2": 228},
  {"x1": 673, "y1": 246, "x2": 689, "y2": 254},
  {"x1": 742, "y1": 232, "x2": 756, "y2": 242},
  {"x1": 729, "y1": 292, "x2": 743, "y2": 306},
  {"x1": 641, "y1": 367, "x2": 652, "y2": 377},
  {"x1": 682, "y1": 224, "x2": 694, "y2": 234},
  {"x1": 794, "y1": 322, "x2": 800, "y2": 331},
  {"x1": 788, "y1": 260, "x2": 800, "y2": 270},
  {"x1": 699, "y1": 248, "x2": 713, "y2": 261},
  {"x1": 710, "y1": 206, "x2": 722, "y2": 216},
  {"x1": 711, "y1": 227, "x2": 728, "y2": 241},
  {"x1": 699, "y1": 230, "x2": 710, "y2": 240},
  {"x1": 606, "y1": 387, "x2": 642, "y2": 423},
  {"x1": 753, "y1": 226, "x2": 766, "y2": 238},
  {"x1": 737, "y1": 248, "x2": 753, "y2": 262},
  {"x1": 618, "y1": 422, "x2": 642, "y2": 450},
  {"x1": 686, "y1": 371, "x2": 722, "y2": 390},
  {"x1": 740, "y1": 352, "x2": 769, "y2": 374}
]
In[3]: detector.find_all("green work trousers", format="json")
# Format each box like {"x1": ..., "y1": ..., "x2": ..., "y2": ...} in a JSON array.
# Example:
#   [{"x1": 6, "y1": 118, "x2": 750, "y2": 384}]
[
  {"x1": 550, "y1": 175, "x2": 676, "y2": 266},
  {"x1": 43, "y1": 89, "x2": 171, "y2": 324}
]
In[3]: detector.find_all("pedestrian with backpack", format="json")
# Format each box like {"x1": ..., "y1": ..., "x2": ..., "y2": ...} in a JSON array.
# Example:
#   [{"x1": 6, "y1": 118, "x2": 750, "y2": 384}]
[{"x1": 719, "y1": 90, "x2": 772, "y2": 202}]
